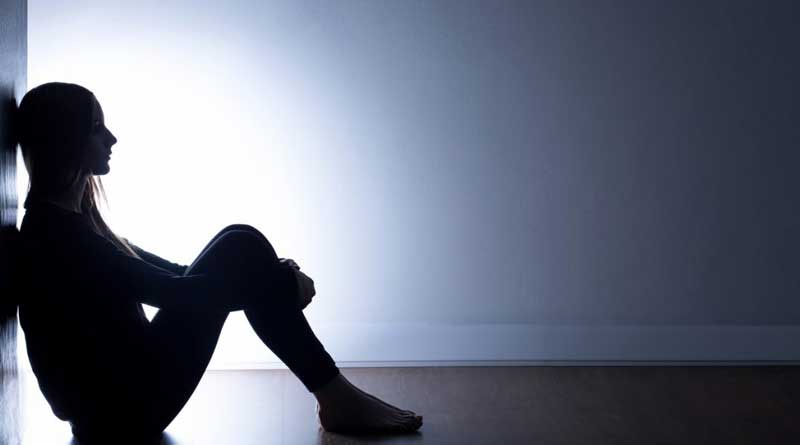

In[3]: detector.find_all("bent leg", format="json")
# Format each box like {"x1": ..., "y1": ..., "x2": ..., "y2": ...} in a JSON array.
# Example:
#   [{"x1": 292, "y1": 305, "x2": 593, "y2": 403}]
[
  {"x1": 144, "y1": 228, "x2": 339, "y2": 429},
  {"x1": 194, "y1": 227, "x2": 340, "y2": 392},
  {"x1": 145, "y1": 225, "x2": 273, "y2": 418}
]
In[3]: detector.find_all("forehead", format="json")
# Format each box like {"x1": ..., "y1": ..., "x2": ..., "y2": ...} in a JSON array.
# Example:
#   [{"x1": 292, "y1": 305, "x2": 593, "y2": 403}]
[{"x1": 91, "y1": 96, "x2": 104, "y2": 120}]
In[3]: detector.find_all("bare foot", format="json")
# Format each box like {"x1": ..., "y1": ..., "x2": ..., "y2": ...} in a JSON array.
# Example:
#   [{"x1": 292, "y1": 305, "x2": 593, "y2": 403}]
[
  {"x1": 340, "y1": 374, "x2": 415, "y2": 417},
  {"x1": 314, "y1": 373, "x2": 423, "y2": 434}
]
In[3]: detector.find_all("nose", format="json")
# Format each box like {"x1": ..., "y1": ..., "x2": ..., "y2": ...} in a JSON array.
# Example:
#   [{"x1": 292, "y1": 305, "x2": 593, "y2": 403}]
[{"x1": 107, "y1": 129, "x2": 117, "y2": 146}]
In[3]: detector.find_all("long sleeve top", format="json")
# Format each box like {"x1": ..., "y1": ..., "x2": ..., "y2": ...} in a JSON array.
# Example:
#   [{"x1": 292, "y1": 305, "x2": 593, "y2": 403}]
[{"x1": 16, "y1": 199, "x2": 296, "y2": 422}]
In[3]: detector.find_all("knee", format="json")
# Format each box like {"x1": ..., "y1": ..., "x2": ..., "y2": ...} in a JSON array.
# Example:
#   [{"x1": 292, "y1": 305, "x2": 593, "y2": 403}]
[
  {"x1": 215, "y1": 229, "x2": 278, "y2": 261},
  {"x1": 217, "y1": 224, "x2": 272, "y2": 248},
  {"x1": 222, "y1": 224, "x2": 261, "y2": 237}
]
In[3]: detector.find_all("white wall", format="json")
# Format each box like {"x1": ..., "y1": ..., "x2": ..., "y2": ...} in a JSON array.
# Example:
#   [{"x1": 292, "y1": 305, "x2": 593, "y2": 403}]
[{"x1": 21, "y1": 0, "x2": 800, "y2": 367}]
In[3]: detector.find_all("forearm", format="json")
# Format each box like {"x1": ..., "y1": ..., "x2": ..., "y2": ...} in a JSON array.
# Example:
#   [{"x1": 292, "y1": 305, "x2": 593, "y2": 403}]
[{"x1": 124, "y1": 238, "x2": 188, "y2": 275}]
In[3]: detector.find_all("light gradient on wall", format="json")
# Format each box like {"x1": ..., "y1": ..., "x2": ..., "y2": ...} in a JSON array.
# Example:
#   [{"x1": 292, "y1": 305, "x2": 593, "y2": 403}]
[{"x1": 20, "y1": 0, "x2": 800, "y2": 367}]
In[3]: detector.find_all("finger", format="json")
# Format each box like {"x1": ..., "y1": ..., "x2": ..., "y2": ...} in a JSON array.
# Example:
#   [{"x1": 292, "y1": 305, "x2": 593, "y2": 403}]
[
  {"x1": 281, "y1": 260, "x2": 298, "y2": 271},
  {"x1": 280, "y1": 258, "x2": 299, "y2": 268}
]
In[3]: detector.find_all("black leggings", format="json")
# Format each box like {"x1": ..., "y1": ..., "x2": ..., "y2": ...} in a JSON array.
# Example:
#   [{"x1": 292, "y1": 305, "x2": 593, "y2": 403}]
[{"x1": 72, "y1": 225, "x2": 340, "y2": 443}]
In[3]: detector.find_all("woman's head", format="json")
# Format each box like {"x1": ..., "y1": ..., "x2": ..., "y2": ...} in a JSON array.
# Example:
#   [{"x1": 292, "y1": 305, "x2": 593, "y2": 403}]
[
  {"x1": 16, "y1": 82, "x2": 137, "y2": 258},
  {"x1": 17, "y1": 82, "x2": 117, "y2": 200}
]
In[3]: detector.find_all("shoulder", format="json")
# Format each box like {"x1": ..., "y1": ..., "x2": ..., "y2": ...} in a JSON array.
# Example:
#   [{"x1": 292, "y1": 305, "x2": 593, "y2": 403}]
[
  {"x1": 19, "y1": 208, "x2": 100, "y2": 264},
  {"x1": 21, "y1": 209, "x2": 85, "y2": 242}
]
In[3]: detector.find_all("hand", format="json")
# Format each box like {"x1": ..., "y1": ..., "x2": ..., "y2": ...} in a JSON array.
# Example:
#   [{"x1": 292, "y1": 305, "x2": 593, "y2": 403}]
[
  {"x1": 279, "y1": 257, "x2": 301, "y2": 271},
  {"x1": 293, "y1": 269, "x2": 316, "y2": 310}
]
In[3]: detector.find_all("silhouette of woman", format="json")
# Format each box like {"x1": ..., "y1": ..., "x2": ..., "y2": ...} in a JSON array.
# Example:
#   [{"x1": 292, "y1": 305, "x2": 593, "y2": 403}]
[{"x1": 15, "y1": 82, "x2": 422, "y2": 444}]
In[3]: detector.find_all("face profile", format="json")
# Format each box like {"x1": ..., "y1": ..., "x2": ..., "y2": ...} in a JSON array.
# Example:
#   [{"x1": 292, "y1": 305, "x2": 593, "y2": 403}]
[{"x1": 85, "y1": 97, "x2": 117, "y2": 176}]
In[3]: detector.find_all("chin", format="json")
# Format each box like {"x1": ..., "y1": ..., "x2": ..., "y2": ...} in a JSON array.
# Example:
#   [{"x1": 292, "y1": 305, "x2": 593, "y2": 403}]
[{"x1": 92, "y1": 164, "x2": 111, "y2": 175}]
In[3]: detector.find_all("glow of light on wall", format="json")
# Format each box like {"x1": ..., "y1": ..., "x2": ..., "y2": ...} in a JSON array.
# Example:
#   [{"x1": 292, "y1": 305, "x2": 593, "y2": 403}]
[{"x1": 19, "y1": 8, "x2": 390, "y2": 368}]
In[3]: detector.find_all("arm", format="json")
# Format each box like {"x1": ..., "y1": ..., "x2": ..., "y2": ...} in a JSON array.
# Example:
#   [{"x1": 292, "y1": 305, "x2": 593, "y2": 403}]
[
  {"x1": 122, "y1": 238, "x2": 188, "y2": 276},
  {"x1": 64, "y1": 228, "x2": 296, "y2": 312}
]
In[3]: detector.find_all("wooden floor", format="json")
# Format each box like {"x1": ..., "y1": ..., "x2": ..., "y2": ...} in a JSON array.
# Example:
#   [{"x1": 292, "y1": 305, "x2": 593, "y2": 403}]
[{"x1": 20, "y1": 365, "x2": 800, "y2": 444}]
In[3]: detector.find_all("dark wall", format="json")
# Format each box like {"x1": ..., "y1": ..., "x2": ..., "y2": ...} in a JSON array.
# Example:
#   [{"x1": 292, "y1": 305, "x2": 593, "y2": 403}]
[{"x1": 1, "y1": 0, "x2": 26, "y2": 442}]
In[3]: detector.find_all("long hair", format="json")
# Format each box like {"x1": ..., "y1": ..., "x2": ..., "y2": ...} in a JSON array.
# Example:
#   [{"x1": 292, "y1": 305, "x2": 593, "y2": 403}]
[{"x1": 17, "y1": 82, "x2": 139, "y2": 258}]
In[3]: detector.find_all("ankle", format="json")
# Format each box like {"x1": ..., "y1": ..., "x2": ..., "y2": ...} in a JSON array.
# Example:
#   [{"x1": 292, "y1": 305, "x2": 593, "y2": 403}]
[{"x1": 313, "y1": 373, "x2": 349, "y2": 407}]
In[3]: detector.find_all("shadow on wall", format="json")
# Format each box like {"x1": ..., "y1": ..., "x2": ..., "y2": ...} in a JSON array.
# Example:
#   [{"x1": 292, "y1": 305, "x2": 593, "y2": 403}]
[{"x1": 1, "y1": 96, "x2": 21, "y2": 445}]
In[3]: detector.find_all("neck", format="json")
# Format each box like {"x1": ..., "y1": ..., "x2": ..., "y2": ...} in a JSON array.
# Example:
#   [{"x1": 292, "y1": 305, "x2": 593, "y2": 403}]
[{"x1": 41, "y1": 174, "x2": 90, "y2": 214}]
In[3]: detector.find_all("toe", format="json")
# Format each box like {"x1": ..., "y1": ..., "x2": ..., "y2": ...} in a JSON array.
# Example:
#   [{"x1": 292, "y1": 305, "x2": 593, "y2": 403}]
[{"x1": 405, "y1": 418, "x2": 422, "y2": 432}]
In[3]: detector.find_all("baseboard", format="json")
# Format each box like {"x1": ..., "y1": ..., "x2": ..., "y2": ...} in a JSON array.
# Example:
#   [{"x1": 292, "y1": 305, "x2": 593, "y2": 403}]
[
  {"x1": 205, "y1": 319, "x2": 800, "y2": 370},
  {"x1": 206, "y1": 359, "x2": 800, "y2": 370}
]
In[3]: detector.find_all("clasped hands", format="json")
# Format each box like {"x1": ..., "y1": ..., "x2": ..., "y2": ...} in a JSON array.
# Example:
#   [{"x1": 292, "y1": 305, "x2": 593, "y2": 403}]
[{"x1": 278, "y1": 257, "x2": 315, "y2": 310}]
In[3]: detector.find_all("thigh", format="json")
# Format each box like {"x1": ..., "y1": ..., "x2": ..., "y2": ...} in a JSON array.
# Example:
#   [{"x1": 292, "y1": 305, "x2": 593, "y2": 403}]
[
  {"x1": 139, "y1": 227, "x2": 279, "y2": 431},
  {"x1": 142, "y1": 307, "x2": 228, "y2": 432}
]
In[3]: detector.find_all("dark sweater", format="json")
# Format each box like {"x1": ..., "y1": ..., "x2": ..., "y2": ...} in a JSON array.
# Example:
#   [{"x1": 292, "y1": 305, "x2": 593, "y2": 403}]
[{"x1": 16, "y1": 199, "x2": 294, "y2": 422}]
